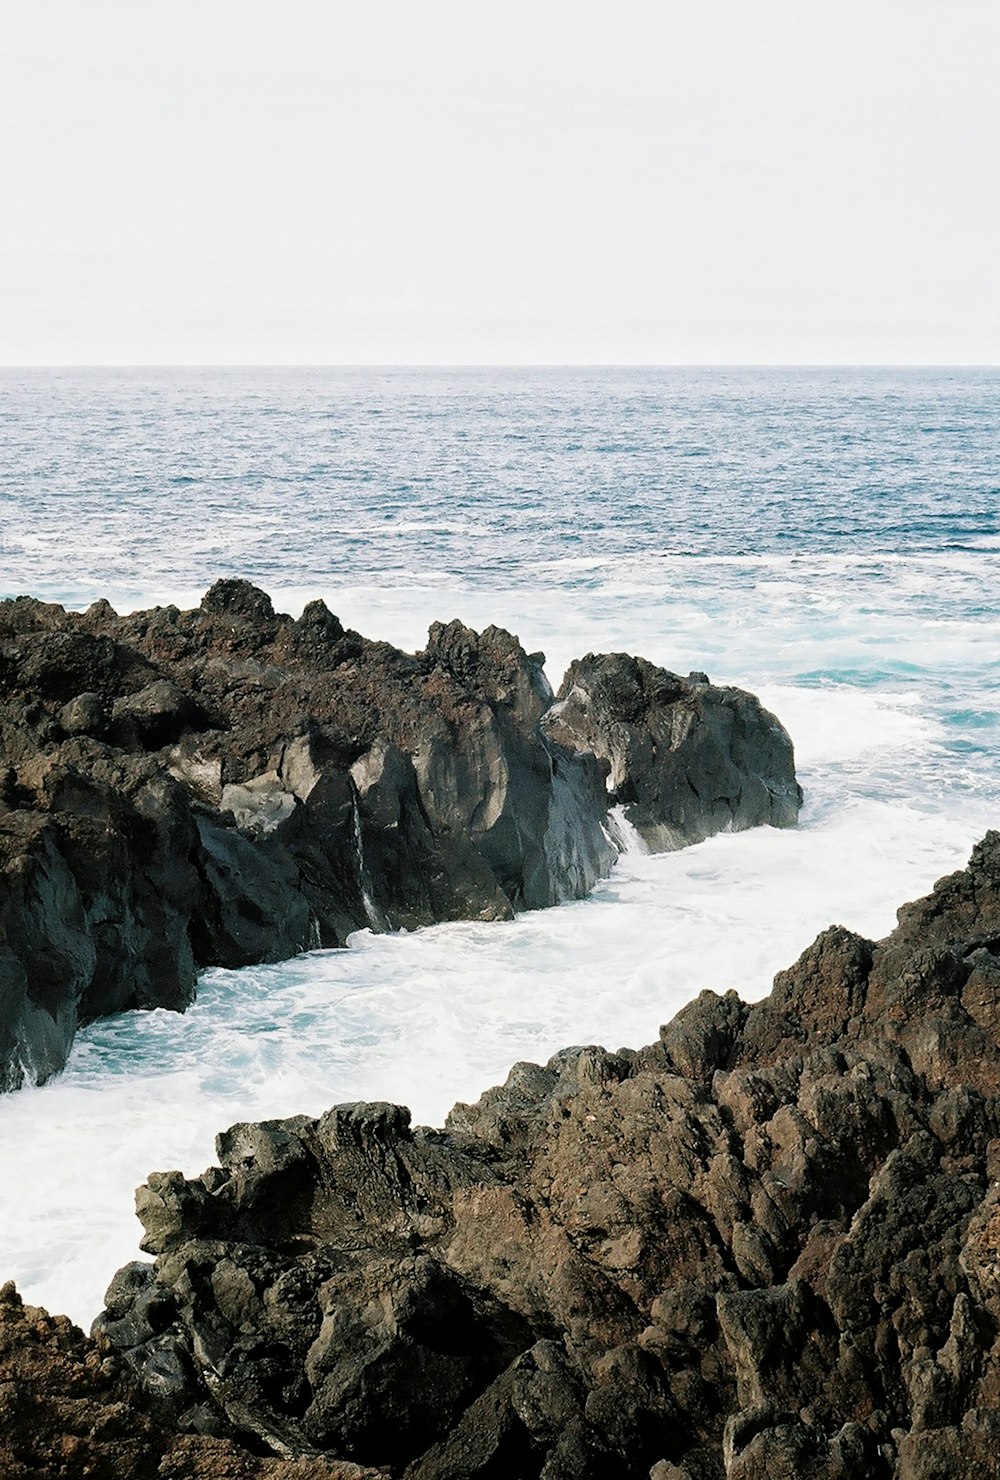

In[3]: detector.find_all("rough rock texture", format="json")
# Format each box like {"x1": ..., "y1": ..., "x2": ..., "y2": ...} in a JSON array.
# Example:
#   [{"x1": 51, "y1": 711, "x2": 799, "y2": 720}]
[
  {"x1": 544, "y1": 653, "x2": 802, "y2": 849},
  {"x1": 0, "y1": 1281, "x2": 383, "y2": 1479},
  {"x1": 0, "y1": 584, "x2": 796, "y2": 1091},
  {"x1": 0, "y1": 583, "x2": 617, "y2": 1088},
  {"x1": 83, "y1": 833, "x2": 1000, "y2": 1478}
]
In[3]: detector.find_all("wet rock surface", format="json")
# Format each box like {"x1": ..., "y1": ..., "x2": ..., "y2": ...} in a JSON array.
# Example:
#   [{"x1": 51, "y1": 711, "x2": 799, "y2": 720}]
[
  {"x1": 0, "y1": 584, "x2": 796, "y2": 1089},
  {"x1": 544, "y1": 653, "x2": 801, "y2": 849},
  {"x1": 67, "y1": 833, "x2": 1000, "y2": 1478}
]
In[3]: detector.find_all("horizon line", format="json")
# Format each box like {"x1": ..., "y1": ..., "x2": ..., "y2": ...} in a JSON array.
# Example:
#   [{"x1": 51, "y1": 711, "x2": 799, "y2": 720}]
[{"x1": 1, "y1": 361, "x2": 999, "y2": 372}]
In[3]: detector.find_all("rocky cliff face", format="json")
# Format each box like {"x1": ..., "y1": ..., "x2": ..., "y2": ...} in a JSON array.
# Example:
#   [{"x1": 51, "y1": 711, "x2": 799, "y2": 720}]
[
  {"x1": 0, "y1": 584, "x2": 798, "y2": 1091},
  {"x1": 71, "y1": 832, "x2": 1000, "y2": 1479},
  {"x1": 0, "y1": 583, "x2": 617, "y2": 1090},
  {"x1": 544, "y1": 653, "x2": 802, "y2": 850}
]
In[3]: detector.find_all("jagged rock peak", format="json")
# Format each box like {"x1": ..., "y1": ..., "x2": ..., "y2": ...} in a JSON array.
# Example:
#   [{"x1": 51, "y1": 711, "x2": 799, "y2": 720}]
[{"x1": 200, "y1": 578, "x2": 277, "y2": 622}]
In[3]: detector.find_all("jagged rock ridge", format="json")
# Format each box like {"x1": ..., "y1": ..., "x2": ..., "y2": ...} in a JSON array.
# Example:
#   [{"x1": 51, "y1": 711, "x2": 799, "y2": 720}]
[
  {"x1": 78, "y1": 832, "x2": 1000, "y2": 1479},
  {"x1": 0, "y1": 582, "x2": 799, "y2": 1090}
]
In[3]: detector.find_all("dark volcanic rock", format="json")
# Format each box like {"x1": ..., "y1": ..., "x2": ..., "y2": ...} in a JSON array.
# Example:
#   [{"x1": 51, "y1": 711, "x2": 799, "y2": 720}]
[
  {"x1": 544, "y1": 652, "x2": 802, "y2": 849},
  {"x1": 0, "y1": 763, "x2": 201, "y2": 1083},
  {"x1": 0, "y1": 1281, "x2": 383, "y2": 1477},
  {"x1": 0, "y1": 584, "x2": 798, "y2": 1090},
  {"x1": 0, "y1": 585, "x2": 619, "y2": 1087},
  {"x1": 83, "y1": 833, "x2": 1000, "y2": 1478}
]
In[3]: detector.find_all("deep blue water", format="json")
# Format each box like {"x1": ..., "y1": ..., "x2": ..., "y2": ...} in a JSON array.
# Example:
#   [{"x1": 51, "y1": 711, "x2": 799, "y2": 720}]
[{"x1": 1, "y1": 367, "x2": 998, "y2": 610}]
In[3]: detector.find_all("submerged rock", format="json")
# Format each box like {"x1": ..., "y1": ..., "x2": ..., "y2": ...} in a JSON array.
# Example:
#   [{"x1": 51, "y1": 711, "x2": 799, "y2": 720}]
[
  {"x1": 544, "y1": 652, "x2": 802, "y2": 849},
  {"x1": 76, "y1": 833, "x2": 1000, "y2": 1478},
  {"x1": 0, "y1": 585, "x2": 798, "y2": 1088}
]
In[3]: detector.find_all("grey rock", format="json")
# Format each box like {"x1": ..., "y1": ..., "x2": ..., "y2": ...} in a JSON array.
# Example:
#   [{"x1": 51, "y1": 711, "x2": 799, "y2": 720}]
[{"x1": 545, "y1": 651, "x2": 802, "y2": 849}]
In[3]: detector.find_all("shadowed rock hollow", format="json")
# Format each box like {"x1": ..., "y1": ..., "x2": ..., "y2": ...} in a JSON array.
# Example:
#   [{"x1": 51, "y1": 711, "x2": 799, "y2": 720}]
[
  {"x1": 0, "y1": 582, "x2": 800, "y2": 1090},
  {"x1": 60, "y1": 832, "x2": 1000, "y2": 1479}
]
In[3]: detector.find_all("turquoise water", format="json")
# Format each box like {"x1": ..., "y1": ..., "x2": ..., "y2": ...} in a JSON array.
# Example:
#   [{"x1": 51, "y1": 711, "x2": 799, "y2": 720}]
[{"x1": 1, "y1": 365, "x2": 999, "y2": 1323}]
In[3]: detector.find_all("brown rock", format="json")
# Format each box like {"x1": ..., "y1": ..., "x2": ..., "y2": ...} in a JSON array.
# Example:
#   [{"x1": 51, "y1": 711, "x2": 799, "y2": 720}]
[{"x1": 79, "y1": 833, "x2": 1000, "y2": 1478}]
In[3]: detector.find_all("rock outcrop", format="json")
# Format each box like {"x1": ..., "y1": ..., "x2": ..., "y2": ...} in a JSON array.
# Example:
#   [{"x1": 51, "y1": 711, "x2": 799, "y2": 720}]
[
  {"x1": 77, "y1": 832, "x2": 1000, "y2": 1479},
  {"x1": 544, "y1": 653, "x2": 801, "y2": 849},
  {"x1": 0, "y1": 584, "x2": 798, "y2": 1091},
  {"x1": 0, "y1": 1281, "x2": 383, "y2": 1478},
  {"x1": 0, "y1": 584, "x2": 616, "y2": 1089}
]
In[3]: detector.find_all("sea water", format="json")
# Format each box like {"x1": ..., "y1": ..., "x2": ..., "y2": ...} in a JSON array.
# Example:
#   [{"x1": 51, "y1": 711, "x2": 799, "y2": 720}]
[{"x1": 0, "y1": 365, "x2": 998, "y2": 1326}]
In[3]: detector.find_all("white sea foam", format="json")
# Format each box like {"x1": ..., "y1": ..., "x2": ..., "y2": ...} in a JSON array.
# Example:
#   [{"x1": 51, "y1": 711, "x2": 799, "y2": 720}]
[
  {"x1": 756, "y1": 686, "x2": 939, "y2": 767},
  {"x1": 605, "y1": 804, "x2": 650, "y2": 855}
]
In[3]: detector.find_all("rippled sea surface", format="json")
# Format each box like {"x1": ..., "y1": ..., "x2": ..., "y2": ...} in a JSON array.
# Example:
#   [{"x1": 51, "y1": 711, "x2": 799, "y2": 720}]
[{"x1": 1, "y1": 366, "x2": 999, "y2": 1323}]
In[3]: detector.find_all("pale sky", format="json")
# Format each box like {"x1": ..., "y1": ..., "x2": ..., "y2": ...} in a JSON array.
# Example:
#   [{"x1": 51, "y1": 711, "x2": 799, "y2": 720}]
[{"x1": 1, "y1": 1, "x2": 998, "y2": 364}]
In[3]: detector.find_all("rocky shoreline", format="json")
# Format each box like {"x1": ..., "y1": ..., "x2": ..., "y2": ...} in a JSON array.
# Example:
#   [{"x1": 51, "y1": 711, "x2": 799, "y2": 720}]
[
  {"x1": 4, "y1": 837, "x2": 1000, "y2": 1476},
  {"x1": 0, "y1": 581, "x2": 800, "y2": 1090}
]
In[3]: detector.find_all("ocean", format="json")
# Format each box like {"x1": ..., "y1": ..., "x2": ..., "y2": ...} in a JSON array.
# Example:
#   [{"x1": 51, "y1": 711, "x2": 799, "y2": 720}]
[{"x1": 1, "y1": 364, "x2": 999, "y2": 1326}]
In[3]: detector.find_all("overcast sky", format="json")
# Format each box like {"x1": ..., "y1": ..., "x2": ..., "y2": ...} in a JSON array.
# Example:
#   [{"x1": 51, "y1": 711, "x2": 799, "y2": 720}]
[{"x1": 1, "y1": 1, "x2": 998, "y2": 364}]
